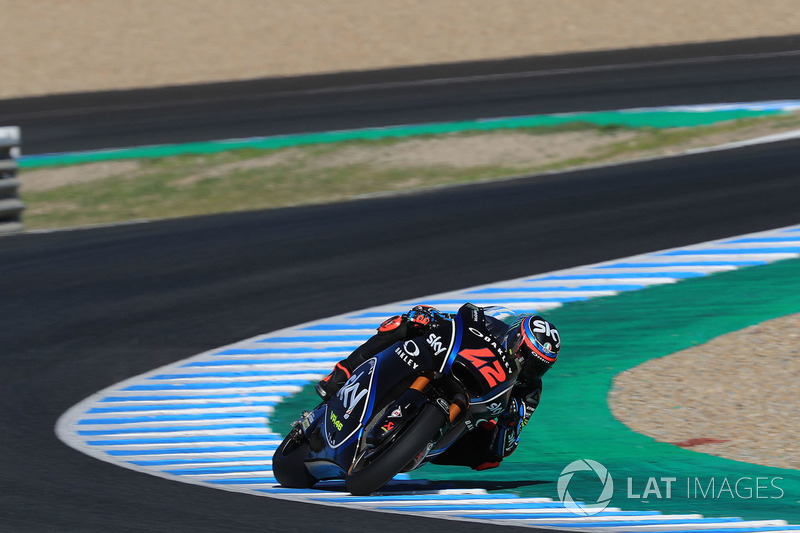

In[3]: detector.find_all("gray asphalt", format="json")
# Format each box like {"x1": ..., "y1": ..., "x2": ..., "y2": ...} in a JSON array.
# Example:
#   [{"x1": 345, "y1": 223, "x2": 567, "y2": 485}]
[
  {"x1": 2, "y1": 34, "x2": 800, "y2": 154},
  {"x1": 1, "y1": 37, "x2": 799, "y2": 532}
]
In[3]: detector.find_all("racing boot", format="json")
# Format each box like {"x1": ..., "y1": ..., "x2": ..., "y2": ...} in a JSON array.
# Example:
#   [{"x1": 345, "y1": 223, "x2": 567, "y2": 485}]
[{"x1": 315, "y1": 362, "x2": 353, "y2": 401}]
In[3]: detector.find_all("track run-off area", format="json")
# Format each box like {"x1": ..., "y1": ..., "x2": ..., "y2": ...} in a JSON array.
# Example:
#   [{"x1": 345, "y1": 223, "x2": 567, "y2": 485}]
[{"x1": 57, "y1": 222, "x2": 800, "y2": 531}]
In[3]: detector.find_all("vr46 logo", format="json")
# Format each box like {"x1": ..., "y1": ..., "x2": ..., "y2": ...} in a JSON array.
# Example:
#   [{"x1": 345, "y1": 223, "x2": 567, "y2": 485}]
[
  {"x1": 329, "y1": 411, "x2": 344, "y2": 431},
  {"x1": 459, "y1": 347, "x2": 507, "y2": 387}
]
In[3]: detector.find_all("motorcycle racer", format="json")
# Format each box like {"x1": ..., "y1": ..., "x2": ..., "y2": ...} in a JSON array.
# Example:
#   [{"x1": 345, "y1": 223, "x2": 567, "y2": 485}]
[{"x1": 315, "y1": 303, "x2": 560, "y2": 471}]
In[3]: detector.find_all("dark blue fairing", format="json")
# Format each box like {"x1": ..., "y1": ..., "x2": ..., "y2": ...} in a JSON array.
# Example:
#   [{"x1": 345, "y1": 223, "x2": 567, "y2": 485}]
[{"x1": 302, "y1": 331, "x2": 441, "y2": 478}]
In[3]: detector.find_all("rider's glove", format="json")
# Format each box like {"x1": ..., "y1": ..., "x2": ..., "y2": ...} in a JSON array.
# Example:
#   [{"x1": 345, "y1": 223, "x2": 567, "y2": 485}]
[
  {"x1": 492, "y1": 397, "x2": 525, "y2": 458},
  {"x1": 499, "y1": 397, "x2": 524, "y2": 429},
  {"x1": 490, "y1": 394, "x2": 537, "y2": 461},
  {"x1": 405, "y1": 305, "x2": 443, "y2": 329}
]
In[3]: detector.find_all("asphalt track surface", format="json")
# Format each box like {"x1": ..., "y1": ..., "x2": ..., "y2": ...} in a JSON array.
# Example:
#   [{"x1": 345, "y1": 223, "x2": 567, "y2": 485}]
[
  {"x1": 2, "y1": 34, "x2": 800, "y2": 154},
  {"x1": 1, "y1": 39, "x2": 800, "y2": 533}
]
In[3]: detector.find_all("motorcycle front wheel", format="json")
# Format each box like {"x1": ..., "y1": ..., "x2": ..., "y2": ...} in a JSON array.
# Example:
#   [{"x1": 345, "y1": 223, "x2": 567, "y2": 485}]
[
  {"x1": 272, "y1": 433, "x2": 318, "y2": 489},
  {"x1": 345, "y1": 403, "x2": 446, "y2": 496}
]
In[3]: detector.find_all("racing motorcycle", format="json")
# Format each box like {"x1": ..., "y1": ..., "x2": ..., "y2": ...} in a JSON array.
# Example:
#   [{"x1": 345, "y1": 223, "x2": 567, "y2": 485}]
[{"x1": 272, "y1": 304, "x2": 522, "y2": 495}]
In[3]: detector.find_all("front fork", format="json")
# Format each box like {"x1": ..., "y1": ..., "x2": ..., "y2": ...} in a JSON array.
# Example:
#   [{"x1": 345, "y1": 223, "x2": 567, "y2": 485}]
[
  {"x1": 408, "y1": 372, "x2": 472, "y2": 470},
  {"x1": 365, "y1": 372, "x2": 468, "y2": 472},
  {"x1": 373, "y1": 371, "x2": 468, "y2": 446},
  {"x1": 410, "y1": 372, "x2": 468, "y2": 424},
  {"x1": 346, "y1": 371, "x2": 469, "y2": 475}
]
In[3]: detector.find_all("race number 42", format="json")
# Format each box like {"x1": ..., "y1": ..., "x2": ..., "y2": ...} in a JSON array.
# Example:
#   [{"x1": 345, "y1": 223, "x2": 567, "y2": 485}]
[{"x1": 459, "y1": 348, "x2": 506, "y2": 387}]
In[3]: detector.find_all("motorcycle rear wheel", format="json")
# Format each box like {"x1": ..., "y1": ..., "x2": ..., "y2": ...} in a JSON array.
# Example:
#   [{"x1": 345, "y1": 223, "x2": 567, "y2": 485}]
[
  {"x1": 345, "y1": 403, "x2": 445, "y2": 496},
  {"x1": 272, "y1": 434, "x2": 318, "y2": 489}
]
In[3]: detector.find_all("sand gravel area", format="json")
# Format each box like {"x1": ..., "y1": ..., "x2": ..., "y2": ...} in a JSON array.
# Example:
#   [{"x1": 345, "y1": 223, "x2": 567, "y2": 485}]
[
  {"x1": 610, "y1": 312, "x2": 800, "y2": 470},
  {"x1": 2, "y1": 0, "x2": 800, "y2": 99},
  {"x1": 19, "y1": 129, "x2": 638, "y2": 192},
  {"x1": 21, "y1": 161, "x2": 142, "y2": 192}
]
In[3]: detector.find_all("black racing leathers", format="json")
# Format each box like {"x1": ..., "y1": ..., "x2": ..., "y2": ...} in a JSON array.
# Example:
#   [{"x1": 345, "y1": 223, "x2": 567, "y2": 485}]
[{"x1": 315, "y1": 304, "x2": 544, "y2": 470}]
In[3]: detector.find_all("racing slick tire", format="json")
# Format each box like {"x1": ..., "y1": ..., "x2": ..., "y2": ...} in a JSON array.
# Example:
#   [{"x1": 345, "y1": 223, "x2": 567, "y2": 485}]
[{"x1": 345, "y1": 404, "x2": 446, "y2": 496}]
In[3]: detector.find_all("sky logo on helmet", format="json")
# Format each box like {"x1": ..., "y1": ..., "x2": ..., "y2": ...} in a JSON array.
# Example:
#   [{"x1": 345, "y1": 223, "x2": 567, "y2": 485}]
[
  {"x1": 521, "y1": 316, "x2": 559, "y2": 363},
  {"x1": 531, "y1": 318, "x2": 560, "y2": 349}
]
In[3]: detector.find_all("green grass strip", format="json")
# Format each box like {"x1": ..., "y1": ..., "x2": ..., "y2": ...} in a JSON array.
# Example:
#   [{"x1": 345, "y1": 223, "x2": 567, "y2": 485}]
[
  {"x1": 272, "y1": 257, "x2": 800, "y2": 521},
  {"x1": 19, "y1": 109, "x2": 781, "y2": 169}
]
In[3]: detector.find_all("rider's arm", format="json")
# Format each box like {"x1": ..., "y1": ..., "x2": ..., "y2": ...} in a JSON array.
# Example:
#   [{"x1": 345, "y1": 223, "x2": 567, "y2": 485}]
[
  {"x1": 333, "y1": 306, "x2": 442, "y2": 374},
  {"x1": 316, "y1": 306, "x2": 441, "y2": 400},
  {"x1": 350, "y1": 305, "x2": 441, "y2": 360},
  {"x1": 475, "y1": 379, "x2": 542, "y2": 470}
]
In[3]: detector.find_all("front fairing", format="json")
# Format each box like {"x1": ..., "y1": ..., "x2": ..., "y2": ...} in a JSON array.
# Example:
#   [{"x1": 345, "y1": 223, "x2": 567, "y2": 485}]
[
  {"x1": 443, "y1": 304, "x2": 521, "y2": 399},
  {"x1": 300, "y1": 328, "x2": 447, "y2": 478},
  {"x1": 426, "y1": 304, "x2": 522, "y2": 457}
]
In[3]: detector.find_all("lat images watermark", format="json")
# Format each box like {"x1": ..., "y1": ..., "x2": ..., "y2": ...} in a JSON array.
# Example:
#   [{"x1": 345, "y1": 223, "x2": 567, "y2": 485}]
[
  {"x1": 557, "y1": 459, "x2": 614, "y2": 516},
  {"x1": 557, "y1": 460, "x2": 786, "y2": 516},
  {"x1": 626, "y1": 475, "x2": 785, "y2": 501}
]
